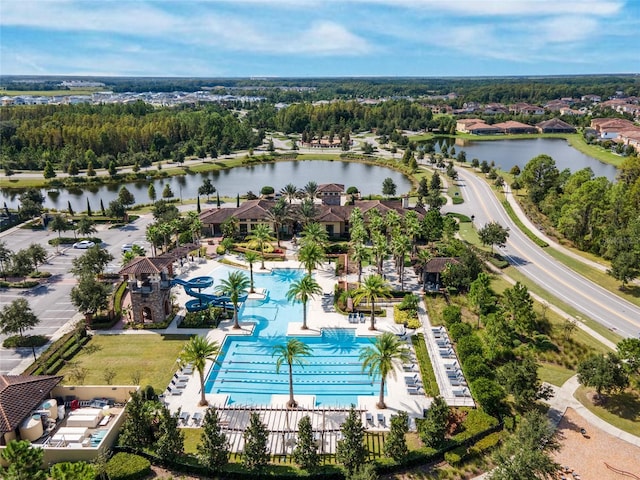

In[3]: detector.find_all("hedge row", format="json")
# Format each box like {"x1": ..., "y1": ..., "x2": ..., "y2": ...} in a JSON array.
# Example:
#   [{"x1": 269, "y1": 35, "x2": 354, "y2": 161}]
[
  {"x1": 27, "y1": 330, "x2": 89, "y2": 375},
  {"x1": 501, "y1": 200, "x2": 549, "y2": 248}
]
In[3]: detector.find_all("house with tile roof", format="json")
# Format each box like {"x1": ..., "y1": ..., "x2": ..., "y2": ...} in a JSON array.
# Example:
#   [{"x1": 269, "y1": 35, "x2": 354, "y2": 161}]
[
  {"x1": 317, "y1": 183, "x2": 345, "y2": 205},
  {"x1": 590, "y1": 118, "x2": 637, "y2": 139},
  {"x1": 492, "y1": 120, "x2": 537, "y2": 134},
  {"x1": 535, "y1": 118, "x2": 577, "y2": 134}
]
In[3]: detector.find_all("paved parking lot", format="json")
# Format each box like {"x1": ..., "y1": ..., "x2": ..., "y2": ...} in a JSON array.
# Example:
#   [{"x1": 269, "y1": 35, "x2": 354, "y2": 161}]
[{"x1": 0, "y1": 214, "x2": 154, "y2": 374}]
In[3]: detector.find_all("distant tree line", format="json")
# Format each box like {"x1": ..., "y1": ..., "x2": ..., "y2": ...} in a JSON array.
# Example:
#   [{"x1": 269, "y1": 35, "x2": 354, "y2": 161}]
[{"x1": 0, "y1": 102, "x2": 262, "y2": 171}]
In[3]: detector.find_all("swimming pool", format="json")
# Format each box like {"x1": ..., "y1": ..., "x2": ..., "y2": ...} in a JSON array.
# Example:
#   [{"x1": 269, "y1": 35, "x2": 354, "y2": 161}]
[{"x1": 202, "y1": 265, "x2": 382, "y2": 406}]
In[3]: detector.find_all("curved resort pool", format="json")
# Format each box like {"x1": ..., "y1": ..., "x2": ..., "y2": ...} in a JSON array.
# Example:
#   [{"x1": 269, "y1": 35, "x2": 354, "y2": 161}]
[{"x1": 201, "y1": 265, "x2": 381, "y2": 406}]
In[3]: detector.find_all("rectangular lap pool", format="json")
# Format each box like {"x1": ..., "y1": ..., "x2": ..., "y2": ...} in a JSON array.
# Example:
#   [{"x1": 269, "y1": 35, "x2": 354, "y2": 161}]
[{"x1": 201, "y1": 266, "x2": 382, "y2": 406}]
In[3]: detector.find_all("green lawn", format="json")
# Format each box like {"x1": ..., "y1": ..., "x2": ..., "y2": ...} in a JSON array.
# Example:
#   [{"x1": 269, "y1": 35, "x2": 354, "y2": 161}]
[
  {"x1": 574, "y1": 386, "x2": 640, "y2": 437},
  {"x1": 57, "y1": 334, "x2": 189, "y2": 393},
  {"x1": 538, "y1": 362, "x2": 575, "y2": 387},
  {"x1": 0, "y1": 88, "x2": 101, "y2": 97}
]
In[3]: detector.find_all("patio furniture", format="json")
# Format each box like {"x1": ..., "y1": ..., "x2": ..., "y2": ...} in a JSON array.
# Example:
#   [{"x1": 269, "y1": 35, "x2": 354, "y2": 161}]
[
  {"x1": 179, "y1": 411, "x2": 190, "y2": 425},
  {"x1": 359, "y1": 313, "x2": 365, "y2": 323},
  {"x1": 377, "y1": 413, "x2": 385, "y2": 426},
  {"x1": 167, "y1": 386, "x2": 182, "y2": 396},
  {"x1": 192, "y1": 412, "x2": 203, "y2": 426},
  {"x1": 366, "y1": 412, "x2": 374, "y2": 426}
]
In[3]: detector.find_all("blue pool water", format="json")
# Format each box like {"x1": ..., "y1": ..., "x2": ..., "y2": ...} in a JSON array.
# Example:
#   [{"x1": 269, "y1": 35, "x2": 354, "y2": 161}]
[{"x1": 202, "y1": 265, "x2": 381, "y2": 406}]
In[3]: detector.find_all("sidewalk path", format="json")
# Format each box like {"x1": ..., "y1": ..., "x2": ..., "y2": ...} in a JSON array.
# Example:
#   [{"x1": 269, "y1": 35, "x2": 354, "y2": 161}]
[{"x1": 546, "y1": 375, "x2": 640, "y2": 447}]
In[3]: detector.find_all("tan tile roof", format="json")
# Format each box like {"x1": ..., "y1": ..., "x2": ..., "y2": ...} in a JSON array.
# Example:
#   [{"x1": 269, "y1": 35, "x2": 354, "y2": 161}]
[
  {"x1": 493, "y1": 120, "x2": 535, "y2": 129},
  {"x1": 536, "y1": 118, "x2": 576, "y2": 130},
  {"x1": 318, "y1": 183, "x2": 345, "y2": 193},
  {"x1": 0, "y1": 375, "x2": 62, "y2": 434},
  {"x1": 119, "y1": 256, "x2": 174, "y2": 275},
  {"x1": 424, "y1": 257, "x2": 461, "y2": 273}
]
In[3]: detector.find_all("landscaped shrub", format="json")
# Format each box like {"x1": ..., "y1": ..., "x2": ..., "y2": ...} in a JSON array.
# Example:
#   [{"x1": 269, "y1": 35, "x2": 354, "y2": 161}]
[
  {"x1": 455, "y1": 334, "x2": 484, "y2": 362},
  {"x1": 2, "y1": 334, "x2": 47, "y2": 348},
  {"x1": 468, "y1": 431, "x2": 501, "y2": 457},
  {"x1": 106, "y1": 452, "x2": 151, "y2": 480},
  {"x1": 448, "y1": 322, "x2": 473, "y2": 341},
  {"x1": 451, "y1": 409, "x2": 499, "y2": 443},
  {"x1": 444, "y1": 445, "x2": 467, "y2": 466},
  {"x1": 442, "y1": 305, "x2": 462, "y2": 326}
]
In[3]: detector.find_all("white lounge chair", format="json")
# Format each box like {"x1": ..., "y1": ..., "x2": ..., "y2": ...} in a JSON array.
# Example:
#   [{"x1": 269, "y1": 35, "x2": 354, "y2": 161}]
[{"x1": 377, "y1": 413, "x2": 385, "y2": 426}]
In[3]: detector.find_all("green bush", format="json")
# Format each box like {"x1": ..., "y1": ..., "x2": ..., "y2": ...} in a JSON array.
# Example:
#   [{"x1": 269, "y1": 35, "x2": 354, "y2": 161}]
[
  {"x1": 2, "y1": 334, "x2": 48, "y2": 348},
  {"x1": 28, "y1": 271, "x2": 52, "y2": 278},
  {"x1": 444, "y1": 445, "x2": 467, "y2": 466},
  {"x1": 452, "y1": 409, "x2": 499, "y2": 443},
  {"x1": 468, "y1": 431, "x2": 501, "y2": 456},
  {"x1": 113, "y1": 281, "x2": 127, "y2": 315},
  {"x1": 452, "y1": 197, "x2": 464, "y2": 205},
  {"x1": 0, "y1": 280, "x2": 40, "y2": 288},
  {"x1": 106, "y1": 452, "x2": 151, "y2": 480},
  {"x1": 406, "y1": 318, "x2": 422, "y2": 329}
]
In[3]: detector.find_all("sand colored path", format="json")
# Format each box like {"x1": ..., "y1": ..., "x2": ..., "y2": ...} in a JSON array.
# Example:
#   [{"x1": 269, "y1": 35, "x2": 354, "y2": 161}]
[{"x1": 552, "y1": 407, "x2": 640, "y2": 480}]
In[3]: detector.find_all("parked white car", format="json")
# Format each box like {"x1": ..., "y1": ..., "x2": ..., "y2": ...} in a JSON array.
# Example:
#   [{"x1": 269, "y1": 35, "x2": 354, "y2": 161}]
[{"x1": 73, "y1": 240, "x2": 95, "y2": 249}]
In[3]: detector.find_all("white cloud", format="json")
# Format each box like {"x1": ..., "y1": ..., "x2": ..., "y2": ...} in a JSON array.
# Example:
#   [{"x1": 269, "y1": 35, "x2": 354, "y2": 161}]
[{"x1": 374, "y1": 0, "x2": 623, "y2": 16}]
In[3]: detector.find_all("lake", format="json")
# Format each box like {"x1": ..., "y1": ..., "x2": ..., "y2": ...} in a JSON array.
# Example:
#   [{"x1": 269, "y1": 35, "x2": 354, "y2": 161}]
[
  {"x1": 432, "y1": 137, "x2": 618, "y2": 180},
  {"x1": 0, "y1": 160, "x2": 413, "y2": 211}
]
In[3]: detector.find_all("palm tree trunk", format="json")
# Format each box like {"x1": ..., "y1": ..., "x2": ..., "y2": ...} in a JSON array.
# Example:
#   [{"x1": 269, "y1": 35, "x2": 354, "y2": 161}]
[
  {"x1": 260, "y1": 244, "x2": 266, "y2": 269},
  {"x1": 369, "y1": 298, "x2": 376, "y2": 331},
  {"x1": 302, "y1": 301, "x2": 308, "y2": 330},
  {"x1": 249, "y1": 267, "x2": 255, "y2": 293},
  {"x1": 233, "y1": 306, "x2": 240, "y2": 329},
  {"x1": 377, "y1": 377, "x2": 386, "y2": 409},
  {"x1": 198, "y1": 369, "x2": 208, "y2": 406},
  {"x1": 288, "y1": 363, "x2": 296, "y2": 408}
]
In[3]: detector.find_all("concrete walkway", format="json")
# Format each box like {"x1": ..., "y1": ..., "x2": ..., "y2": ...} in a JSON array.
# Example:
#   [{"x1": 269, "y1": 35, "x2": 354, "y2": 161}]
[{"x1": 545, "y1": 375, "x2": 640, "y2": 447}]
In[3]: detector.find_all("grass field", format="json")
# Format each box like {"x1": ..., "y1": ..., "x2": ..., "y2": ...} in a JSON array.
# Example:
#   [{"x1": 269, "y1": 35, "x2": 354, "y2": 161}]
[
  {"x1": 57, "y1": 334, "x2": 189, "y2": 393},
  {"x1": 574, "y1": 386, "x2": 640, "y2": 437},
  {"x1": 0, "y1": 88, "x2": 101, "y2": 97},
  {"x1": 538, "y1": 362, "x2": 575, "y2": 387}
]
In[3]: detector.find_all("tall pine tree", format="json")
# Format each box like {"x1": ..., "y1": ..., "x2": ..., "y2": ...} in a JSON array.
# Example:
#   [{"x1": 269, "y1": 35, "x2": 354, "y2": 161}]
[
  {"x1": 198, "y1": 407, "x2": 229, "y2": 471},
  {"x1": 336, "y1": 405, "x2": 367, "y2": 475},
  {"x1": 243, "y1": 412, "x2": 269, "y2": 473},
  {"x1": 383, "y1": 411, "x2": 409, "y2": 461},
  {"x1": 154, "y1": 406, "x2": 184, "y2": 461},
  {"x1": 292, "y1": 415, "x2": 319, "y2": 472}
]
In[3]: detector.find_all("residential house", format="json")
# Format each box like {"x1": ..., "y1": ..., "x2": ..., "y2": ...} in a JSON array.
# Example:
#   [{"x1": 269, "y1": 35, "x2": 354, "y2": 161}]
[
  {"x1": 456, "y1": 119, "x2": 502, "y2": 135},
  {"x1": 617, "y1": 129, "x2": 640, "y2": 152},
  {"x1": 535, "y1": 118, "x2": 576, "y2": 133},
  {"x1": 492, "y1": 121, "x2": 537, "y2": 134},
  {"x1": 581, "y1": 94, "x2": 601, "y2": 103},
  {"x1": 509, "y1": 103, "x2": 545, "y2": 115},
  {"x1": 591, "y1": 118, "x2": 637, "y2": 139}
]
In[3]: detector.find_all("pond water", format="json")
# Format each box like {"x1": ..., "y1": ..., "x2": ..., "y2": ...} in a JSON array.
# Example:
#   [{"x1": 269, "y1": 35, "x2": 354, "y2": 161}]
[
  {"x1": 431, "y1": 137, "x2": 618, "y2": 181},
  {"x1": 0, "y1": 160, "x2": 413, "y2": 211}
]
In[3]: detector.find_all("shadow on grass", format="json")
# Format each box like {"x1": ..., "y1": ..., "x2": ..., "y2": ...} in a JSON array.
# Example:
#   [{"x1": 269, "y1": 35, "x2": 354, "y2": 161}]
[
  {"x1": 619, "y1": 284, "x2": 640, "y2": 299},
  {"x1": 598, "y1": 391, "x2": 640, "y2": 422}
]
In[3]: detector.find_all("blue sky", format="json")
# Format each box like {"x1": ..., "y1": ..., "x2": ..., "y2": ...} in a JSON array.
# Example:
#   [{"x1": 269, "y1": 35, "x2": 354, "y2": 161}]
[{"x1": 1, "y1": 0, "x2": 639, "y2": 77}]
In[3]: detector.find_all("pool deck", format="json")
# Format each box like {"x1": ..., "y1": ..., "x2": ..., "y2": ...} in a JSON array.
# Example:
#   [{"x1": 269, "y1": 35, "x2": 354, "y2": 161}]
[{"x1": 163, "y1": 250, "x2": 460, "y2": 437}]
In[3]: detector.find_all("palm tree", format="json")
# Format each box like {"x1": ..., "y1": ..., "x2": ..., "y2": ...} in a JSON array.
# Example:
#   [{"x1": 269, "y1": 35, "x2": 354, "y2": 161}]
[
  {"x1": 298, "y1": 242, "x2": 325, "y2": 275},
  {"x1": 280, "y1": 183, "x2": 299, "y2": 204},
  {"x1": 286, "y1": 274, "x2": 322, "y2": 330},
  {"x1": 360, "y1": 332, "x2": 411, "y2": 409},
  {"x1": 266, "y1": 199, "x2": 291, "y2": 247},
  {"x1": 216, "y1": 271, "x2": 250, "y2": 329},
  {"x1": 180, "y1": 335, "x2": 221, "y2": 406},
  {"x1": 302, "y1": 181, "x2": 318, "y2": 200},
  {"x1": 391, "y1": 234, "x2": 411, "y2": 291},
  {"x1": 297, "y1": 198, "x2": 317, "y2": 228},
  {"x1": 272, "y1": 338, "x2": 313, "y2": 408},
  {"x1": 414, "y1": 248, "x2": 432, "y2": 290},
  {"x1": 353, "y1": 275, "x2": 392, "y2": 331},
  {"x1": 300, "y1": 222, "x2": 328, "y2": 248},
  {"x1": 351, "y1": 244, "x2": 369, "y2": 284},
  {"x1": 75, "y1": 217, "x2": 97, "y2": 238},
  {"x1": 145, "y1": 224, "x2": 162, "y2": 256},
  {"x1": 244, "y1": 251, "x2": 259, "y2": 293},
  {"x1": 246, "y1": 223, "x2": 275, "y2": 269}
]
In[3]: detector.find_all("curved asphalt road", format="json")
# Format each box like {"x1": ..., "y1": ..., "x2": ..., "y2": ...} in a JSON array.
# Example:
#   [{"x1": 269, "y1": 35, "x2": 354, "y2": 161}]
[{"x1": 452, "y1": 167, "x2": 640, "y2": 339}]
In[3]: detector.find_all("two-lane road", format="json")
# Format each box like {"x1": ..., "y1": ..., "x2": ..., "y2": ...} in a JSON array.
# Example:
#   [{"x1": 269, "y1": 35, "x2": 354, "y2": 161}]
[{"x1": 452, "y1": 167, "x2": 640, "y2": 339}]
